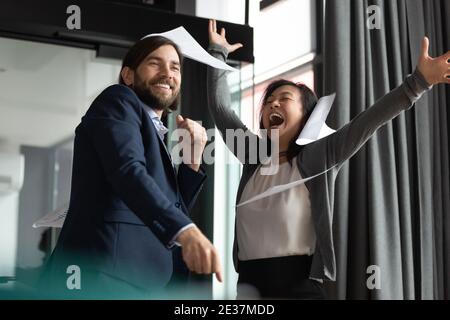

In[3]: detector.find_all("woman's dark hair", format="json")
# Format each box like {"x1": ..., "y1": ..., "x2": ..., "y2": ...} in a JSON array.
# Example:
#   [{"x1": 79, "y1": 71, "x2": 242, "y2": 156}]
[
  {"x1": 259, "y1": 79, "x2": 318, "y2": 163},
  {"x1": 119, "y1": 36, "x2": 183, "y2": 85}
]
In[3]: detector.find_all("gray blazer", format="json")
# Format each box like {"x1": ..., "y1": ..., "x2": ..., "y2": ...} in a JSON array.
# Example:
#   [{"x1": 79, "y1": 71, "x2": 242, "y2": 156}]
[{"x1": 206, "y1": 43, "x2": 431, "y2": 281}]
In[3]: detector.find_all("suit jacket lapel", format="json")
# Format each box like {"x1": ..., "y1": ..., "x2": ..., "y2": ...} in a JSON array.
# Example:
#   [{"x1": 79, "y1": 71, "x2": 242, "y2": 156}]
[
  {"x1": 155, "y1": 128, "x2": 177, "y2": 176},
  {"x1": 141, "y1": 106, "x2": 177, "y2": 181}
]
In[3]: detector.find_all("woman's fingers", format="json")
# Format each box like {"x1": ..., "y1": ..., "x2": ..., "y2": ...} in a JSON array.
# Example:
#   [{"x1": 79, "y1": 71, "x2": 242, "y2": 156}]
[
  {"x1": 208, "y1": 19, "x2": 213, "y2": 35},
  {"x1": 210, "y1": 19, "x2": 227, "y2": 40},
  {"x1": 208, "y1": 19, "x2": 243, "y2": 53},
  {"x1": 421, "y1": 37, "x2": 429, "y2": 59},
  {"x1": 230, "y1": 43, "x2": 244, "y2": 52},
  {"x1": 445, "y1": 51, "x2": 450, "y2": 62},
  {"x1": 416, "y1": 35, "x2": 450, "y2": 85},
  {"x1": 210, "y1": 19, "x2": 217, "y2": 34}
]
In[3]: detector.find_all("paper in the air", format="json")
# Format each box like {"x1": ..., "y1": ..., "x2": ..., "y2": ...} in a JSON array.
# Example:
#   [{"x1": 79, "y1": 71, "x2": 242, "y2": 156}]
[
  {"x1": 236, "y1": 164, "x2": 338, "y2": 208},
  {"x1": 33, "y1": 206, "x2": 67, "y2": 228},
  {"x1": 296, "y1": 93, "x2": 336, "y2": 145},
  {"x1": 142, "y1": 26, "x2": 237, "y2": 72}
]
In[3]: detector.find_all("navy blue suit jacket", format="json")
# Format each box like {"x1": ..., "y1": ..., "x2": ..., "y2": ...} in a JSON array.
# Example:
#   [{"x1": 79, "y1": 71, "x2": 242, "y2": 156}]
[{"x1": 45, "y1": 85, "x2": 206, "y2": 293}]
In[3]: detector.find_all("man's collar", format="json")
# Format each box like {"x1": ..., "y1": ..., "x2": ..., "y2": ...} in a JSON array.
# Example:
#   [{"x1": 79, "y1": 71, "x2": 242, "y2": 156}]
[
  {"x1": 146, "y1": 105, "x2": 161, "y2": 120},
  {"x1": 143, "y1": 104, "x2": 168, "y2": 140}
]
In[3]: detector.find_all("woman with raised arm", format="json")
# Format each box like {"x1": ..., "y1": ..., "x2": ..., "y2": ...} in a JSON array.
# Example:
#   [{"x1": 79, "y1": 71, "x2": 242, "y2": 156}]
[{"x1": 207, "y1": 19, "x2": 450, "y2": 299}]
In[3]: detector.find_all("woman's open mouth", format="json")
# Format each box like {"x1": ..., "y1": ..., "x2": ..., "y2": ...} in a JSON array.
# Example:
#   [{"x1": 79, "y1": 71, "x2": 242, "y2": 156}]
[{"x1": 269, "y1": 112, "x2": 285, "y2": 128}]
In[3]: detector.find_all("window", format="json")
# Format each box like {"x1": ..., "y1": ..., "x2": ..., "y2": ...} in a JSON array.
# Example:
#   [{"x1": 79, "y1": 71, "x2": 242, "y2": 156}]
[
  {"x1": 212, "y1": 0, "x2": 320, "y2": 299},
  {"x1": 0, "y1": 36, "x2": 121, "y2": 286}
]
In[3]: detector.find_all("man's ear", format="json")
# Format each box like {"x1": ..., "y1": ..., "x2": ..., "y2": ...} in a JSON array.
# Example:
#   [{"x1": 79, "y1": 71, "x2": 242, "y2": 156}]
[{"x1": 120, "y1": 67, "x2": 134, "y2": 86}]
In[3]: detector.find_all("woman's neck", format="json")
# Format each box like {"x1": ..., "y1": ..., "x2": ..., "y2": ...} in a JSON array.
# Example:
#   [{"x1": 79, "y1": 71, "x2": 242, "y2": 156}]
[{"x1": 278, "y1": 151, "x2": 289, "y2": 164}]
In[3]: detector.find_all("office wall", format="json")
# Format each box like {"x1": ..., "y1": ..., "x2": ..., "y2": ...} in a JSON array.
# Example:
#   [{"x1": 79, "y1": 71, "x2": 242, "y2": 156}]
[
  {"x1": 0, "y1": 191, "x2": 19, "y2": 278},
  {"x1": 16, "y1": 147, "x2": 52, "y2": 274},
  {"x1": 196, "y1": 0, "x2": 246, "y2": 24},
  {"x1": 0, "y1": 143, "x2": 20, "y2": 281}
]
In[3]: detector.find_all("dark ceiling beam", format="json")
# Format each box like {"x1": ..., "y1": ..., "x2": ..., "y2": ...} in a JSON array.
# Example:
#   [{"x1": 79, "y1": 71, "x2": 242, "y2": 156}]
[{"x1": 0, "y1": 0, "x2": 254, "y2": 63}]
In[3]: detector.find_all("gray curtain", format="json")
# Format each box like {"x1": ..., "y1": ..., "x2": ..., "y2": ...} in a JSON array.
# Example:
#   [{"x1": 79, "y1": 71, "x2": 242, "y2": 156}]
[{"x1": 323, "y1": 0, "x2": 450, "y2": 299}]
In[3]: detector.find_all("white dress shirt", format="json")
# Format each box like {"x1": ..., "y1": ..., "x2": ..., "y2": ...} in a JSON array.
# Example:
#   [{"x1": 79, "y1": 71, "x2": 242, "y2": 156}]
[{"x1": 237, "y1": 158, "x2": 316, "y2": 261}]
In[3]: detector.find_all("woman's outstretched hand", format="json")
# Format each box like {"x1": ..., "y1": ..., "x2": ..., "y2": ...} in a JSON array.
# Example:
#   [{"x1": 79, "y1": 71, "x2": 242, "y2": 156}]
[
  {"x1": 417, "y1": 37, "x2": 450, "y2": 86},
  {"x1": 208, "y1": 19, "x2": 243, "y2": 53}
]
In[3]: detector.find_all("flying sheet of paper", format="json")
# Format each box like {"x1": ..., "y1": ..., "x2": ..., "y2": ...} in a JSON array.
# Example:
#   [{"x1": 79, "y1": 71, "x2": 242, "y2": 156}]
[
  {"x1": 32, "y1": 206, "x2": 68, "y2": 228},
  {"x1": 142, "y1": 26, "x2": 237, "y2": 72},
  {"x1": 236, "y1": 164, "x2": 338, "y2": 208},
  {"x1": 296, "y1": 93, "x2": 336, "y2": 146}
]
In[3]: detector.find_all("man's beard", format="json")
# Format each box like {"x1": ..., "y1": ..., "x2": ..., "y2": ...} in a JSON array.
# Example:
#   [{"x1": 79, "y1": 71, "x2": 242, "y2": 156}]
[{"x1": 132, "y1": 75, "x2": 180, "y2": 112}]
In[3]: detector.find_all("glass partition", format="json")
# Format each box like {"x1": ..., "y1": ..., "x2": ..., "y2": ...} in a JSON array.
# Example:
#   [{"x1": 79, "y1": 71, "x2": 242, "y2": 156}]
[{"x1": 0, "y1": 36, "x2": 121, "y2": 293}]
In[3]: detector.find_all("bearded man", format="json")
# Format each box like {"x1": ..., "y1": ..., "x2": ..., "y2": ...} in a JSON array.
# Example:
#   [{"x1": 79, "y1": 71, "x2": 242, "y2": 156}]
[{"x1": 43, "y1": 35, "x2": 222, "y2": 298}]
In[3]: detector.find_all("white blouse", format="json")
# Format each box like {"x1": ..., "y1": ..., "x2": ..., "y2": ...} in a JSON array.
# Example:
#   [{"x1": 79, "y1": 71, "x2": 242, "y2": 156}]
[{"x1": 236, "y1": 158, "x2": 316, "y2": 261}]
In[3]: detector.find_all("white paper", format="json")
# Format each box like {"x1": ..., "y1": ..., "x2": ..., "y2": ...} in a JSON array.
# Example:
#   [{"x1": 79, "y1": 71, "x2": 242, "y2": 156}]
[
  {"x1": 296, "y1": 93, "x2": 336, "y2": 145},
  {"x1": 33, "y1": 206, "x2": 68, "y2": 228},
  {"x1": 142, "y1": 26, "x2": 237, "y2": 72},
  {"x1": 236, "y1": 164, "x2": 338, "y2": 208}
]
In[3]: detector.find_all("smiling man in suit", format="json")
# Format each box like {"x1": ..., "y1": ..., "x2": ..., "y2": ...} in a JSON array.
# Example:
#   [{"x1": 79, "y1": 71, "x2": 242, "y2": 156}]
[{"x1": 43, "y1": 35, "x2": 222, "y2": 298}]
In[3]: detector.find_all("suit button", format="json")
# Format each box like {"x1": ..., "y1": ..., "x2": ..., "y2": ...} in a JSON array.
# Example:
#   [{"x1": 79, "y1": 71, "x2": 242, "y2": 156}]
[{"x1": 175, "y1": 202, "x2": 181, "y2": 208}]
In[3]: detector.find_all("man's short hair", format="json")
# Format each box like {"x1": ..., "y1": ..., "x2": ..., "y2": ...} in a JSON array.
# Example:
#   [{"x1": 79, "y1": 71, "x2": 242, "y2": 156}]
[{"x1": 119, "y1": 36, "x2": 183, "y2": 84}]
